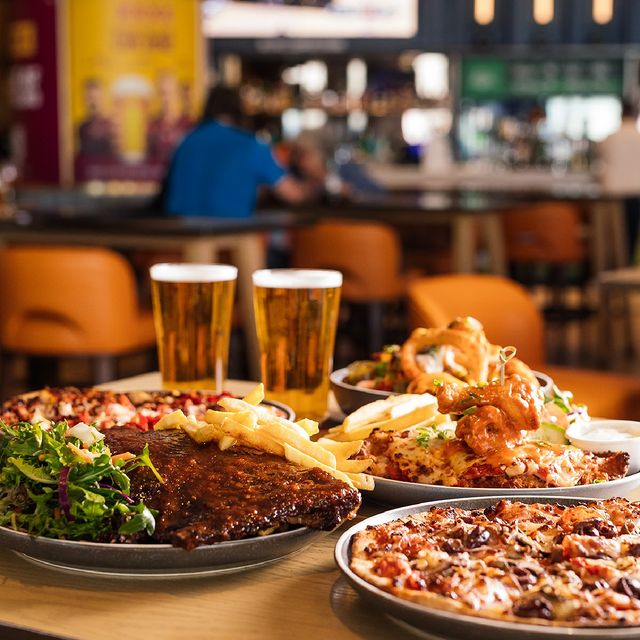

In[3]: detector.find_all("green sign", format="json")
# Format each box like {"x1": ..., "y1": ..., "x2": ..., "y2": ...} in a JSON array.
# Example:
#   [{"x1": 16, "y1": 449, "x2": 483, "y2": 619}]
[{"x1": 462, "y1": 57, "x2": 623, "y2": 99}]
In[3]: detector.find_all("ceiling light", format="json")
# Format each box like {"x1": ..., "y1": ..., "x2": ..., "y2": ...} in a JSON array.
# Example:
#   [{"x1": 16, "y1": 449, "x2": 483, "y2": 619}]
[
  {"x1": 474, "y1": 0, "x2": 495, "y2": 25},
  {"x1": 593, "y1": 0, "x2": 614, "y2": 24},
  {"x1": 533, "y1": 0, "x2": 554, "y2": 25}
]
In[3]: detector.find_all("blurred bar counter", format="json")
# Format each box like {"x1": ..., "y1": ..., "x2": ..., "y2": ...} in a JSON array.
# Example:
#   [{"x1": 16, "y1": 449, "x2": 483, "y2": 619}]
[
  {"x1": 8, "y1": 164, "x2": 628, "y2": 278},
  {"x1": 366, "y1": 163, "x2": 599, "y2": 197}
]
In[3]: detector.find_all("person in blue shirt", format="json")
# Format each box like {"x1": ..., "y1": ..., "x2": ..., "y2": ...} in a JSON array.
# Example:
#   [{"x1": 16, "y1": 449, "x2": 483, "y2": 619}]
[{"x1": 165, "y1": 86, "x2": 317, "y2": 217}]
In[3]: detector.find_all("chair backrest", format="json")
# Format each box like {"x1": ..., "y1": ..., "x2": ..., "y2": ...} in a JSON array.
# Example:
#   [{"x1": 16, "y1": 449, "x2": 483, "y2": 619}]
[
  {"x1": 407, "y1": 274, "x2": 546, "y2": 367},
  {"x1": 0, "y1": 245, "x2": 144, "y2": 355},
  {"x1": 502, "y1": 201, "x2": 586, "y2": 264},
  {"x1": 291, "y1": 219, "x2": 403, "y2": 301}
]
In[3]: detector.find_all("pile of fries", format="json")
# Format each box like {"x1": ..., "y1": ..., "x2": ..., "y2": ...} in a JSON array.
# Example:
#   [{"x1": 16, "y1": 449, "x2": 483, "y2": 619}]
[
  {"x1": 328, "y1": 393, "x2": 450, "y2": 441},
  {"x1": 153, "y1": 384, "x2": 374, "y2": 491}
]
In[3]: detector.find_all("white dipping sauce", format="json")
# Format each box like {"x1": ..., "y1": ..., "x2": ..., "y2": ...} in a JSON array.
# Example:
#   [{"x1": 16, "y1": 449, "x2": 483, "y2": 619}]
[
  {"x1": 581, "y1": 421, "x2": 640, "y2": 441},
  {"x1": 566, "y1": 419, "x2": 640, "y2": 476}
]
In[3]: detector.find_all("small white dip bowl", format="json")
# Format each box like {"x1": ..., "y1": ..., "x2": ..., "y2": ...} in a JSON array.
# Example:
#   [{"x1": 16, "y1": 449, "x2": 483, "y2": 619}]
[{"x1": 566, "y1": 419, "x2": 640, "y2": 475}]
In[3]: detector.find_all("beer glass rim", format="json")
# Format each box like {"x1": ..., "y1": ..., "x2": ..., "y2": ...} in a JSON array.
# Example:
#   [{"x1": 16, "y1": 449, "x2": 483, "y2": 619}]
[
  {"x1": 252, "y1": 269, "x2": 342, "y2": 289},
  {"x1": 150, "y1": 263, "x2": 238, "y2": 283}
]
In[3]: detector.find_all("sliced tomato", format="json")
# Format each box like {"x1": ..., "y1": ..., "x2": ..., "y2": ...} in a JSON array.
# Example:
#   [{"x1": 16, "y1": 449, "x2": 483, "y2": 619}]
[
  {"x1": 77, "y1": 410, "x2": 92, "y2": 424},
  {"x1": 146, "y1": 414, "x2": 162, "y2": 428}
]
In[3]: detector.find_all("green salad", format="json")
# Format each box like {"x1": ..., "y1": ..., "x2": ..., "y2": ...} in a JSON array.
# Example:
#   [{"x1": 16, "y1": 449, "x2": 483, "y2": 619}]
[
  {"x1": 0, "y1": 420, "x2": 162, "y2": 541},
  {"x1": 344, "y1": 345, "x2": 409, "y2": 393}
]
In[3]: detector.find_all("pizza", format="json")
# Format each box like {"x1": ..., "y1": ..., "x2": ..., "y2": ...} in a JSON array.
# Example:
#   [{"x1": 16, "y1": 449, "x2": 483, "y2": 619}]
[
  {"x1": 0, "y1": 387, "x2": 284, "y2": 432},
  {"x1": 350, "y1": 498, "x2": 640, "y2": 626},
  {"x1": 361, "y1": 425, "x2": 629, "y2": 488}
]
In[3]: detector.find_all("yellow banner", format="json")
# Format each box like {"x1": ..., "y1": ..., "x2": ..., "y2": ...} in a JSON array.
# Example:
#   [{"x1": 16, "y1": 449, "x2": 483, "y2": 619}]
[{"x1": 67, "y1": 0, "x2": 202, "y2": 181}]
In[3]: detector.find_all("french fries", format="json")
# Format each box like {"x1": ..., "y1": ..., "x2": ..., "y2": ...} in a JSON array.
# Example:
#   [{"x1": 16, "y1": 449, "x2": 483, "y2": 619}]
[
  {"x1": 154, "y1": 384, "x2": 373, "y2": 491},
  {"x1": 315, "y1": 438, "x2": 363, "y2": 459},
  {"x1": 154, "y1": 409, "x2": 190, "y2": 431}
]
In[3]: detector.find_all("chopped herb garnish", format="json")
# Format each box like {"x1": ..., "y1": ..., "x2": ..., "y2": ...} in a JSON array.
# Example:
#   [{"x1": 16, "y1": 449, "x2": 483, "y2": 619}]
[
  {"x1": 373, "y1": 362, "x2": 388, "y2": 378},
  {"x1": 462, "y1": 406, "x2": 477, "y2": 416},
  {"x1": 433, "y1": 378, "x2": 444, "y2": 388},
  {"x1": 416, "y1": 424, "x2": 453, "y2": 448}
]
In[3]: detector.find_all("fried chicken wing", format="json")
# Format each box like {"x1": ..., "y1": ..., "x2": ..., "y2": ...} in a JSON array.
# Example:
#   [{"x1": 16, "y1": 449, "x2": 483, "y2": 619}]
[
  {"x1": 436, "y1": 375, "x2": 546, "y2": 455},
  {"x1": 454, "y1": 405, "x2": 524, "y2": 456}
]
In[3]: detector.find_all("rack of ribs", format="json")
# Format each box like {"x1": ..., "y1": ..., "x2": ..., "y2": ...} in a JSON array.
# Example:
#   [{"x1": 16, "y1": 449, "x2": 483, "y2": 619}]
[{"x1": 104, "y1": 428, "x2": 361, "y2": 550}]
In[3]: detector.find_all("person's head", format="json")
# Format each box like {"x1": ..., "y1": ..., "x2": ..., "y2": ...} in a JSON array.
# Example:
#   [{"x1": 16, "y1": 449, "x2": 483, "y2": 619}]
[
  {"x1": 201, "y1": 86, "x2": 242, "y2": 125},
  {"x1": 289, "y1": 134, "x2": 327, "y2": 182}
]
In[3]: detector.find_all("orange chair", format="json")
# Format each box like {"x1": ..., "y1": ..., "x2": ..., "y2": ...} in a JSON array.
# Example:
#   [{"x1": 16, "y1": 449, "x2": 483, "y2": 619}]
[
  {"x1": 0, "y1": 245, "x2": 157, "y2": 388},
  {"x1": 407, "y1": 274, "x2": 640, "y2": 420},
  {"x1": 291, "y1": 219, "x2": 405, "y2": 353},
  {"x1": 502, "y1": 201, "x2": 593, "y2": 357},
  {"x1": 503, "y1": 201, "x2": 587, "y2": 265}
]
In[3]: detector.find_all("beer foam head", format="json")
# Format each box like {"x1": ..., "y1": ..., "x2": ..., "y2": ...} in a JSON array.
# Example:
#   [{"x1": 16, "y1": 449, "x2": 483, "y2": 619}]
[
  {"x1": 150, "y1": 263, "x2": 238, "y2": 283},
  {"x1": 252, "y1": 269, "x2": 342, "y2": 289}
]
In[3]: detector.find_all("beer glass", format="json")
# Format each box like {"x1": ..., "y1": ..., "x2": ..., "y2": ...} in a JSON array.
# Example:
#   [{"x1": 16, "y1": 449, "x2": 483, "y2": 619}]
[
  {"x1": 252, "y1": 269, "x2": 342, "y2": 421},
  {"x1": 150, "y1": 263, "x2": 237, "y2": 390}
]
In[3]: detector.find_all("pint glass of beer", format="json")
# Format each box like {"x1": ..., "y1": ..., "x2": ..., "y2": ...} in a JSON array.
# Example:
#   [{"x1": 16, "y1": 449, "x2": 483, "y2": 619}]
[
  {"x1": 150, "y1": 263, "x2": 237, "y2": 390},
  {"x1": 252, "y1": 269, "x2": 342, "y2": 421}
]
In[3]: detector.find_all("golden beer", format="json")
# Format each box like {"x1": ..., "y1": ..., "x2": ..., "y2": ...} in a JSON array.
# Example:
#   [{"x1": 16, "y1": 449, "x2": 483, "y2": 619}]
[
  {"x1": 252, "y1": 269, "x2": 342, "y2": 421},
  {"x1": 150, "y1": 264, "x2": 237, "y2": 390}
]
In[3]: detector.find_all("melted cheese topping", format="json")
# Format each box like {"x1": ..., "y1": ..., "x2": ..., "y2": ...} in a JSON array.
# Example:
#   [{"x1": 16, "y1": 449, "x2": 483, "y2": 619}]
[{"x1": 370, "y1": 429, "x2": 599, "y2": 487}]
